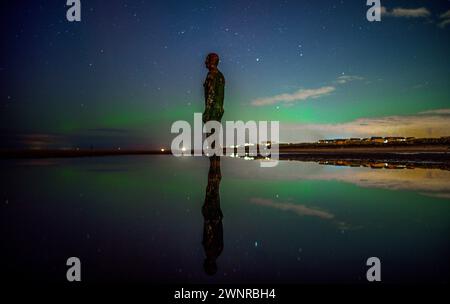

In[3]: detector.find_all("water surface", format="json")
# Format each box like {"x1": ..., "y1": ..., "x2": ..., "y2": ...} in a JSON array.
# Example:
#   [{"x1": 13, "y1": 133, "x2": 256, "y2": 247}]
[{"x1": 2, "y1": 156, "x2": 449, "y2": 284}]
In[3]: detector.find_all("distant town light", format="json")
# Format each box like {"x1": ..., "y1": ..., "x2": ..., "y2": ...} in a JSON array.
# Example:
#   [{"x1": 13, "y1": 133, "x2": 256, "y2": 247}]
[
  {"x1": 181, "y1": 147, "x2": 186, "y2": 152},
  {"x1": 160, "y1": 148, "x2": 165, "y2": 152}
]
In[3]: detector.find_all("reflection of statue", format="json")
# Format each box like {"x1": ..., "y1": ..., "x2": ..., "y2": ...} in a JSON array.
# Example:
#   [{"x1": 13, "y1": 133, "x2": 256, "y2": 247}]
[{"x1": 202, "y1": 157, "x2": 223, "y2": 275}]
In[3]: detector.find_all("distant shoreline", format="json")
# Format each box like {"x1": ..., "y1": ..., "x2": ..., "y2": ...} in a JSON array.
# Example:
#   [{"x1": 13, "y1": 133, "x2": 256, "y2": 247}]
[
  {"x1": 1, "y1": 144, "x2": 449, "y2": 159},
  {"x1": 273, "y1": 151, "x2": 450, "y2": 171},
  {"x1": 2, "y1": 146, "x2": 450, "y2": 171},
  {"x1": 279, "y1": 144, "x2": 450, "y2": 154},
  {"x1": 0, "y1": 149, "x2": 170, "y2": 159}
]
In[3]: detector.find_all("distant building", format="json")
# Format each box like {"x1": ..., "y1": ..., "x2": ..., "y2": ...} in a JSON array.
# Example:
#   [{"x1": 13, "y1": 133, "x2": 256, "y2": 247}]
[
  {"x1": 370, "y1": 163, "x2": 386, "y2": 169},
  {"x1": 384, "y1": 137, "x2": 406, "y2": 143},
  {"x1": 370, "y1": 137, "x2": 384, "y2": 143},
  {"x1": 346, "y1": 138, "x2": 361, "y2": 144},
  {"x1": 318, "y1": 139, "x2": 333, "y2": 144},
  {"x1": 314, "y1": 136, "x2": 424, "y2": 145},
  {"x1": 260, "y1": 141, "x2": 272, "y2": 148}
]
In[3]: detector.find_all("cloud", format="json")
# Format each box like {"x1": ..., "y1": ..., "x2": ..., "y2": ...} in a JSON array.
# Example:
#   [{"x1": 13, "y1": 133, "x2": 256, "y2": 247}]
[
  {"x1": 380, "y1": 6, "x2": 450, "y2": 28},
  {"x1": 252, "y1": 74, "x2": 366, "y2": 107},
  {"x1": 418, "y1": 108, "x2": 450, "y2": 115},
  {"x1": 334, "y1": 75, "x2": 364, "y2": 84},
  {"x1": 280, "y1": 109, "x2": 450, "y2": 143},
  {"x1": 10, "y1": 133, "x2": 69, "y2": 149},
  {"x1": 439, "y1": 19, "x2": 450, "y2": 28},
  {"x1": 86, "y1": 128, "x2": 131, "y2": 134},
  {"x1": 440, "y1": 10, "x2": 450, "y2": 19},
  {"x1": 381, "y1": 6, "x2": 431, "y2": 18},
  {"x1": 439, "y1": 10, "x2": 450, "y2": 28},
  {"x1": 251, "y1": 86, "x2": 335, "y2": 106}
]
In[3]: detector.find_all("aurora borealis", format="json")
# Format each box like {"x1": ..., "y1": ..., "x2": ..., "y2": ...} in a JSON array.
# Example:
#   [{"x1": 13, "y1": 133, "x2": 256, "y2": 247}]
[{"x1": 1, "y1": 0, "x2": 449, "y2": 149}]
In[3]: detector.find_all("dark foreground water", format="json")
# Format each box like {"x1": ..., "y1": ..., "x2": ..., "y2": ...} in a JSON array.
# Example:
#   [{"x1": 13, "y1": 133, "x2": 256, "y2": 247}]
[{"x1": 1, "y1": 156, "x2": 449, "y2": 284}]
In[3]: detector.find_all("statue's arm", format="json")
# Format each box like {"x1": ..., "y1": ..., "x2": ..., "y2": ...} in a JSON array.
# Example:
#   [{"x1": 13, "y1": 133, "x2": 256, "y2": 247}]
[{"x1": 205, "y1": 73, "x2": 216, "y2": 108}]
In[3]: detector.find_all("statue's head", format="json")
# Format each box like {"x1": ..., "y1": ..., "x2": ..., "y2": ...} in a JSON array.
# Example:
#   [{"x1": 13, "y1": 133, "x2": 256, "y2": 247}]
[{"x1": 205, "y1": 53, "x2": 219, "y2": 70}]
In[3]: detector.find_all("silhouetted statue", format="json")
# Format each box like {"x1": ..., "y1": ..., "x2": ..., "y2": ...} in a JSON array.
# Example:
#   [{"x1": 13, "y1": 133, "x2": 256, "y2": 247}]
[
  {"x1": 202, "y1": 157, "x2": 223, "y2": 275},
  {"x1": 203, "y1": 53, "x2": 225, "y2": 124}
]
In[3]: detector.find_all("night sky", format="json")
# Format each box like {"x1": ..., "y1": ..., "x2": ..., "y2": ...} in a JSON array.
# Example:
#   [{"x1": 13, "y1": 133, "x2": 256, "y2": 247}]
[{"x1": 1, "y1": 0, "x2": 449, "y2": 149}]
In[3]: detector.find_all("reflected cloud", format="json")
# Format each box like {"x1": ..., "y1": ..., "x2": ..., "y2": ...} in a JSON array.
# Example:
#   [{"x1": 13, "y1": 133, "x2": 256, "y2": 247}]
[
  {"x1": 249, "y1": 197, "x2": 353, "y2": 230},
  {"x1": 420, "y1": 192, "x2": 450, "y2": 200},
  {"x1": 310, "y1": 168, "x2": 450, "y2": 199},
  {"x1": 229, "y1": 158, "x2": 450, "y2": 199},
  {"x1": 250, "y1": 197, "x2": 334, "y2": 219}
]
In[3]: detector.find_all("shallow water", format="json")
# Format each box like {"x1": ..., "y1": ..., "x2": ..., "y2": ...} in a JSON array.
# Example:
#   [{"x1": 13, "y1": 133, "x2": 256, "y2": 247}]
[{"x1": 1, "y1": 156, "x2": 449, "y2": 284}]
